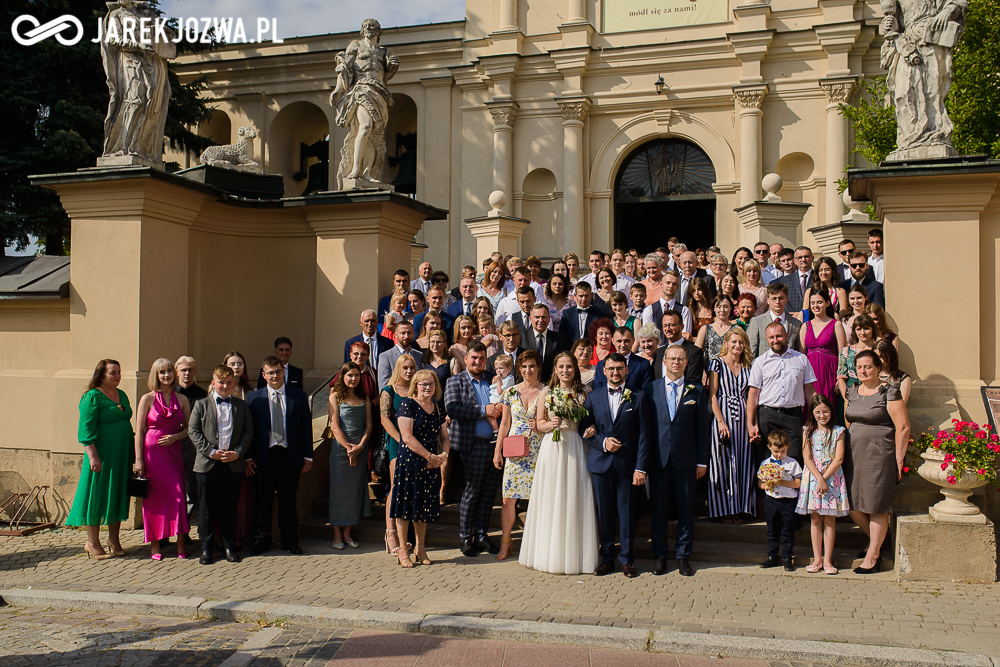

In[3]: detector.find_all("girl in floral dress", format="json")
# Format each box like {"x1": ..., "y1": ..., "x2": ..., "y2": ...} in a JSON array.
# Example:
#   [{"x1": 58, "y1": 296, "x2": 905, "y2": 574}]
[{"x1": 796, "y1": 394, "x2": 849, "y2": 575}]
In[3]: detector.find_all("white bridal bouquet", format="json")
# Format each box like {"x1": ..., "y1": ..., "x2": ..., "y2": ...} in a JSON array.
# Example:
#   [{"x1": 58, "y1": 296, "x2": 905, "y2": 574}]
[{"x1": 546, "y1": 387, "x2": 588, "y2": 442}]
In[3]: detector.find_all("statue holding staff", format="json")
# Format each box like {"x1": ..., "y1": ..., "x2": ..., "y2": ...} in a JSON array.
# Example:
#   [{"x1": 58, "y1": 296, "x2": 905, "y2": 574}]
[{"x1": 330, "y1": 18, "x2": 399, "y2": 189}]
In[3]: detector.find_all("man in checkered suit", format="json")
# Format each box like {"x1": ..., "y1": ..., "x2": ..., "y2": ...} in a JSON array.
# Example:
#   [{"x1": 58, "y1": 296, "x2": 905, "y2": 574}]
[{"x1": 444, "y1": 341, "x2": 503, "y2": 557}]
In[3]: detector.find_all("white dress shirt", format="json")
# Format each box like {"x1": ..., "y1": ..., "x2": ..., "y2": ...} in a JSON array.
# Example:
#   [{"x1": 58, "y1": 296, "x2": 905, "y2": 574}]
[
  {"x1": 868, "y1": 253, "x2": 884, "y2": 283},
  {"x1": 748, "y1": 348, "x2": 817, "y2": 408},
  {"x1": 614, "y1": 273, "x2": 635, "y2": 293},
  {"x1": 578, "y1": 272, "x2": 599, "y2": 291},
  {"x1": 494, "y1": 291, "x2": 535, "y2": 325},
  {"x1": 363, "y1": 334, "x2": 380, "y2": 369},
  {"x1": 211, "y1": 397, "x2": 233, "y2": 457},
  {"x1": 678, "y1": 272, "x2": 696, "y2": 305},
  {"x1": 267, "y1": 384, "x2": 287, "y2": 449}
]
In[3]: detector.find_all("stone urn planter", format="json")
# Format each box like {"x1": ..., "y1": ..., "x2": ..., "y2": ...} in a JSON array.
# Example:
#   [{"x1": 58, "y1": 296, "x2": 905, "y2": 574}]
[{"x1": 917, "y1": 448, "x2": 989, "y2": 524}]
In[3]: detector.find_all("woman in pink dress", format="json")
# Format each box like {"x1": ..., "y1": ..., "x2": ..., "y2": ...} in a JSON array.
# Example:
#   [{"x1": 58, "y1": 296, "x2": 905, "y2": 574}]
[
  {"x1": 134, "y1": 358, "x2": 192, "y2": 560},
  {"x1": 798, "y1": 287, "x2": 846, "y2": 402}
]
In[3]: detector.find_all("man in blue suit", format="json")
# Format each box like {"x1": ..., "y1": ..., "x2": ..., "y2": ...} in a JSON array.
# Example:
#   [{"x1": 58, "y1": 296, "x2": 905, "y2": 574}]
[
  {"x1": 558, "y1": 281, "x2": 609, "y2": 342},
  {"x1": 343, "y1": 309, "x2": 393, "y2": 370},
  {"x1": 643, "y1": 345, "x2": 710, "y2": 577},
  {"x1": 377, "y1": 269, "x2": 410, "y2": 318},
  {"x1": 581, "y1": 353, "x2": 650, "y2": 578},
  {"x1": 593, "y1": 327, "x2": 653, "y2": 390},
  {"x1": 445, "y1": 276, "x2": 479, "y2": 320},
  {"x1": 246, "y1": 356, "x2": 314, "y2": 556}
]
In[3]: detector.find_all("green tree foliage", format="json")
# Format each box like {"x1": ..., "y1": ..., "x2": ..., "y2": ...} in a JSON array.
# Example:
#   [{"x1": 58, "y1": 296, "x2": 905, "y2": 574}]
[
  {"x1": 948, "y1": 0, "x2": 1000, "y2": 157},
  {"x1": 840, "y1": 77, "x2": 897, "y2": 168},
  {"x1": 0, "y1": 0, "x2": 216, "y2": 255}
]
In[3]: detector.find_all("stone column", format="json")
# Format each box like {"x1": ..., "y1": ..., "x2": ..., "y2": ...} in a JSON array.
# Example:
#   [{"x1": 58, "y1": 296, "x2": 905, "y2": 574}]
[
  {"x1": 733, "y1": 85, "x2": 767, "y2": 207},
  {"x1": 820, "y1": 76, "x2": 858, "y2": 226},
  {"x1": 558, "y1": 97, "x2": 591, "y2": 258},
  {"x1": 568, "y1": 0, "x2": 587, "y2": 22},
  {"x1": 486, "y1": 102, "x2": 518, "y2": 214},
  {"x1": 499, "y1": 0, "x2": 517, "y2": 29}
]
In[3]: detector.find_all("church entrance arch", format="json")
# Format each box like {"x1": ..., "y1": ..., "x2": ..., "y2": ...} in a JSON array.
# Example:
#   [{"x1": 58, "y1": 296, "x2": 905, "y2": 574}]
[{"x1": 614, "y1": 138, "x2": 716, "y2": 253}]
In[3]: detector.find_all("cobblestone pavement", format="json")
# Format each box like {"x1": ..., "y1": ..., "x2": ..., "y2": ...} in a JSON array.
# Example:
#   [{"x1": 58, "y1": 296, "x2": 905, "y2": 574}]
[
  {"x1": 0, "y1": 605, "x2": 855, "y2": 666},
  {"x1": 2, "y1": 528, "x2": 999, "y2": 657}
]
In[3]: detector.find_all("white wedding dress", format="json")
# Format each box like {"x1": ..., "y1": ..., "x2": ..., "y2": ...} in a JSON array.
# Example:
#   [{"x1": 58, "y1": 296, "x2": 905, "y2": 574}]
[{"x1": 518, "y1": 413, "x2": 600, "y2": 575}]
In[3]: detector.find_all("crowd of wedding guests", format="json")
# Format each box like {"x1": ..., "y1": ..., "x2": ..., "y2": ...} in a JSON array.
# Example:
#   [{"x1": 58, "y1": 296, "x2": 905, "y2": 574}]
[{"x1": 66, "y1": 229, "x2": 908, "y2": 577}]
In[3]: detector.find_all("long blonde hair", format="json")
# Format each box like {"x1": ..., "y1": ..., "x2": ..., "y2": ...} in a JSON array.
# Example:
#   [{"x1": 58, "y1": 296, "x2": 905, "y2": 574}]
[
  {"x1": 147, "y1": 357, "x2": 178, "y2": 392},
  {"x1": 719, "y1": 328, "x2": 754, "y2": 368},
  {"x1": 387, "y1": 354, "x2": 417, "y2": 390}
]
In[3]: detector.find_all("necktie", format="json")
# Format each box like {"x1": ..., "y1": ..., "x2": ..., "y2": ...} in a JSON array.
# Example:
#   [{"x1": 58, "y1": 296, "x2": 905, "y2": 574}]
[
  {"x1": 216, "y1": 396, "x2": 231, "y2": 404},
  {"x1": 465, "y1": 302, "x2": 471, "y2": 316},
  {"x1": 800, "y1": 273, "x2": 807, "y2": 295},
  {"x1": 537, "y1": 334, "x2": 545, "y2": 359},
  {"x1": 366, "y1": 337, "x2": 377, "y2": 368},
  {"x1": 270, "y1": 391, "x2": 285, "y2": 444},
  {"x1": 424, "y1": 280, "x2": 430, "y2": 292},
  {"x1": 667, "y1": 382, "x2": 676, "y2": 420}
]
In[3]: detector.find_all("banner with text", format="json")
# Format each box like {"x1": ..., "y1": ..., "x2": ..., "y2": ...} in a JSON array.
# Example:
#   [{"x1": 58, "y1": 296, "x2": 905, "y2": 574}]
[{"x1": 604, "y1": 0, "x2": 729, "y2": 33}]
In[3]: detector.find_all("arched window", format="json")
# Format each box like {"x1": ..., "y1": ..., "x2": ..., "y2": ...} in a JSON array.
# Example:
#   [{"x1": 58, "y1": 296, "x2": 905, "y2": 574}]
[{"x1": 615, "y1": 139, "x2": 716, "y2": 199}]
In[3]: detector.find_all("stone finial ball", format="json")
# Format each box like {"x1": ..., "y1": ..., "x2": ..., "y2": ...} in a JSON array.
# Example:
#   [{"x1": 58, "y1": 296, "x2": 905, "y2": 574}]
[
  {"x1": 489, "y1": 191, "x2": 507, "y2": 210},
  {"x1": 761, "y1": 173, "x2": 783, "y2": 195}
]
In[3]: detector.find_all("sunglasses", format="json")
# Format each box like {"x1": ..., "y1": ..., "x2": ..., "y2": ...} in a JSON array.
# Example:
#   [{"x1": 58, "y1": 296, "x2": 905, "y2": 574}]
[
  {"x1": 850, "y1": 263, "x2": 867, "y2": 269},
  {"x1": 754, "y1": 249, "x2": 767, "y2": 254},
  {"x1": 839, "y1": 250, "x2": 853, "y2": 256}
]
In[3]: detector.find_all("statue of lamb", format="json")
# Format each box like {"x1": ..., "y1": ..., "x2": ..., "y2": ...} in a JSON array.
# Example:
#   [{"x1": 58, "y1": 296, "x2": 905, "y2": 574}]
[{"x1": 199, "y1": 126, "x2": 260, "y2": 170}]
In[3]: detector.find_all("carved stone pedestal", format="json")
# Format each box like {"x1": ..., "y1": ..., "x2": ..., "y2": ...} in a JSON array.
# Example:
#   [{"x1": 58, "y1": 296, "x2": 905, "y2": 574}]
[
  {"x1": 895, "y1": 515, "x2": 997, "y2": 582},
  {"x1": 736, "y1": 200, "x2": 811, "y2": 248},
  {"x1": 341, "y1": 177, "x2": 394, "y2": 192}
]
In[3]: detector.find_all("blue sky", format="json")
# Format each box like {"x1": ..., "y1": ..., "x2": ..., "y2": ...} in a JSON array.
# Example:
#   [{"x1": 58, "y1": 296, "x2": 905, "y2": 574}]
[{"x1": 165, "y1": 0, "x2": 466, "y2": 39}]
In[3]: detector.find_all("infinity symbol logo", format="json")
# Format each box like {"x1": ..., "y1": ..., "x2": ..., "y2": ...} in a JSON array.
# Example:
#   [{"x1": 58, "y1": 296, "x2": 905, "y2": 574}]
[{"x1": 11, "y1": 14, "x2": 84, "y2": 46}]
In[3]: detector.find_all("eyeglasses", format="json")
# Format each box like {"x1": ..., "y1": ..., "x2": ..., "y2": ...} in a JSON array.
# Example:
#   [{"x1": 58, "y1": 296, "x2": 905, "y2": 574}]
[
  {"x1": 433, "y1": 278, "x2": 448, "y2": 283},
  {"x1": 501, "y1": 333, "x2": 519, "y2": 340},
  {"x1": 417, "y1": 381, "x2": 435, "y2": 388},
  {"x1": 850, "y1": 263, "x2": 867, "y2": 269}
]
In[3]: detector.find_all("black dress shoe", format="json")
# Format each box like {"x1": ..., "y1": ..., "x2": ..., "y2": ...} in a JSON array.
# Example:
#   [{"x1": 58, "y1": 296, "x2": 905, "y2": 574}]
[
  {"x1": 677, "y1": 558, "x2": 694, "y2": 577},
  {"x1": 474, "y1": 536, "x2": 499, "y2": 554},
  {"x1": 782, "y1": 557, "x2": 796, "y2": 572},
  {"x1": 622, "y1": 564, "x2": 638, "y2": 578},
  {"x1": 225, "y1": 549, "x2": 241, "y2": 563},
  {"x1": 853, "y1": 557, "x2": 881, "y2": 575},
  {"x1": 759, "y1": 556, "x2": 781, "y2": 568},
  {"x1": 652, "y1": 556, "x2": 669, "y2": 575},
  {"x1": 279, "y1": 542, "x2": 303, "y2": 555},
  {"x1": 248, "y1": 540, "x2": 269, "y2": 556},
  {"x1": 460, "y1": 539, "x2": 479, "y2": 557},
  {"x1": 594, "y1": 562, "x2": 614, "y2": 576},
  {"x1": 199, "y1": 551, "x2": 212, "y2": 565}
]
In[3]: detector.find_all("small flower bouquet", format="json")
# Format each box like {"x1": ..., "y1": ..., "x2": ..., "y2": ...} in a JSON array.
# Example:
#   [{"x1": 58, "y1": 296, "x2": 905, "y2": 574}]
[
  {"x1": 911, "y1": 419, "x2": 1000, "y2": 488},
  {"x1": 757, "y1": 462, "x2": 784, "y2": 492},
  {"x1": 546, "y1": 387, "x2": 588, "y2": 442}
]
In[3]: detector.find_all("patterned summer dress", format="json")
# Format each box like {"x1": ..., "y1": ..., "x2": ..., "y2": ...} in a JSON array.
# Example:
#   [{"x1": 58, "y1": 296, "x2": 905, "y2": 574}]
[
  {"x1": 796, "y1": 425, "x2": 849, "y2": 516},
  {"x1": 500, "y1": 387, "x2": 542, "y2": 499}
]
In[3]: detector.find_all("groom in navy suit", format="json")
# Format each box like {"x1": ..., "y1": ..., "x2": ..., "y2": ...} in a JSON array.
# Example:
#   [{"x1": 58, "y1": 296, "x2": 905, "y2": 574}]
[
  {"x1": 581, "y1": 353, "x2": 650, "y2": 578},
  {"x1": 643, "y1": 344, "x2": 710, "y2": 577}
]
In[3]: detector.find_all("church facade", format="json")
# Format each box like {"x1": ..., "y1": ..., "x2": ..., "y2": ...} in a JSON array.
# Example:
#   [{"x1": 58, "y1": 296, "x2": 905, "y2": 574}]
[{"x1": 168, "y1": 0, "x2": 884, "y2": 275}]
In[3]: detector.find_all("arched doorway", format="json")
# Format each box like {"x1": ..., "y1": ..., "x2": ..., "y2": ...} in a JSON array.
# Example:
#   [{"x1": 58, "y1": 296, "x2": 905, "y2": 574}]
[{"x1": 614, "y1": 138, "x2": 716, "y2": 253}]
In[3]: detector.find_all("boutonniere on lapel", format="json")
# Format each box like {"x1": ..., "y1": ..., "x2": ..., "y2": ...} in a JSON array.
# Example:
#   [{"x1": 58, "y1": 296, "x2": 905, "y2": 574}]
[
  {"x1": 682, "y1": 384, "x2": 695, "y2": 397},
  {"x1": 621, "y1": 389, "x2": 633, "y2": 403}
]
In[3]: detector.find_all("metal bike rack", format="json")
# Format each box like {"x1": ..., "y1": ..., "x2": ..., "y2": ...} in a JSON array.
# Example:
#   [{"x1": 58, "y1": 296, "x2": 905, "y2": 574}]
[{"x1": 0, "y1": 485, "x2": 56, "y2": 536}]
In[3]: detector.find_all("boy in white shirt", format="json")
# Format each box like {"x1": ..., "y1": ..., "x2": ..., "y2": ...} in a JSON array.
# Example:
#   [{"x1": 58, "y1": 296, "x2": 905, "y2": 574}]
[{"x1": 758, "y1": 429, "x2": 802, "y2": 571}]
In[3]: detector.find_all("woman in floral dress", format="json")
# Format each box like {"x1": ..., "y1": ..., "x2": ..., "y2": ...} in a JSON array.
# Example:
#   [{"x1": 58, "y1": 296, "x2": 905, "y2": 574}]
[{"x1": 492, "y1": 351, "x2": 544, "y2": 561}]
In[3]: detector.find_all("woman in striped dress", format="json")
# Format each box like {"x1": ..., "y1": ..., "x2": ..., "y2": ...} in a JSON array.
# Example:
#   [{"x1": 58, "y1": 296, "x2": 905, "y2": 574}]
[{"x1": 707, "y1": 328, "x2": 755, "y2": 523}]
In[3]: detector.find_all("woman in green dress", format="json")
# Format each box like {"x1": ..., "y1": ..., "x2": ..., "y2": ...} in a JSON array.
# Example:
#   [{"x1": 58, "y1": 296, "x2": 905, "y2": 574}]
[{"x1": 66, "y1": 359, "x2": 135, "y2": 560}]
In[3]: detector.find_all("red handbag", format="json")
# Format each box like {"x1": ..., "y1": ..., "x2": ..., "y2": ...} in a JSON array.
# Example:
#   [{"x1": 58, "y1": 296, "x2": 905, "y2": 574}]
[{"x1": 502, "y1": 435, "x2": 529, "y2": 457}]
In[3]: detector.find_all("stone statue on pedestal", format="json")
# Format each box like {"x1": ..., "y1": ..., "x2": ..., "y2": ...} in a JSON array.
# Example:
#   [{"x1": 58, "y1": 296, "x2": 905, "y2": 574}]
[
  {"x1": 98, "y1": 0, "x2": 177, "y2": 169},
  {"x1": 880, "y1": 0, "x2": 968, "y2": 161},
  {"x1": 329, "y1": 19, "x2": 399, "y2": 190}
]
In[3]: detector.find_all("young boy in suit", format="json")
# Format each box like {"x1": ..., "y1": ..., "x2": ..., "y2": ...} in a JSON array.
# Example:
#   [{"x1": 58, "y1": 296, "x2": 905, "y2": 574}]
[{"x1": 188, "y1": 365, "x2": 254, "y2": 565}]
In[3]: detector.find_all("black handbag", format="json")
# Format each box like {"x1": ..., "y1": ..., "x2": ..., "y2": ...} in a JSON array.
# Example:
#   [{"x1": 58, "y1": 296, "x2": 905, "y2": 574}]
[
  {"x1": 371, "y1": 432, "x2": 390, "y2": 481},
  {"x1": 127, "y1": 475, "x2": 149, "y2": 499}
]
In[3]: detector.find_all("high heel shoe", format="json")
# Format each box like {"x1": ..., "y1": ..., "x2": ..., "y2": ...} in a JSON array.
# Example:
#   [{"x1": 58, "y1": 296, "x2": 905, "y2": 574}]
[
  {"x1": 106, "y1": 540, "x2": 124, "y2": 557},
  {"x1": 414, "y1": 548, "x2": 431, "y2": 566},
  {"x1": 396, "y1": 549, "x2": 415, "y2": 568},
  {"x1": 853, "y1": 556, "x2": 881, "y2": 574},
  {"x1": 151, "y1": 552, "x2": 163, "y2": 561},
  {"x1": 385, "y1": 529, "x2": 401, "y2": 556},
  {"x1": 496, "y1": 536, "x2": 512, "y2": 561},
  {"x1": 84, "y1": 542, "x2": 112, "y2": 561}
]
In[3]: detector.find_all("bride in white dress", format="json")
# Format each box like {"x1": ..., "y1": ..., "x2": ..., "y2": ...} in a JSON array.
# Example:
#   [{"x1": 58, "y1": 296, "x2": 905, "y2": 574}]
[{"x1": 519, "y1": 352, "x2": 599, "y2": 575}]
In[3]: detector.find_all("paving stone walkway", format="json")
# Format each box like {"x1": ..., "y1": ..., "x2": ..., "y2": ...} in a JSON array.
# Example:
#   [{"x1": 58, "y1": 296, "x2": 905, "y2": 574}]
[{"x1": 2, "y1": 528, "x2": 998, "y2": 657}]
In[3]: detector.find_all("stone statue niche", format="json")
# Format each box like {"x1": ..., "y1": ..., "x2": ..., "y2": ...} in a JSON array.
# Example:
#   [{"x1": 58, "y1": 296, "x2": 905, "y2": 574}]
[
  {"x1": 295, "y1": 136, "x2": 331, "y2": 196},
  {"x1": 388, "y1": 132, "x2": 417, "y2": 194},
  {"x1": 98, "y1": 0, "x2": 177, "y2": 169},
  {"x1": 329, "y1": 18, "x2": 400, "y2": 190},
  {"x1": 880, "y1": 0, "x2": 968, "y2": 161}
]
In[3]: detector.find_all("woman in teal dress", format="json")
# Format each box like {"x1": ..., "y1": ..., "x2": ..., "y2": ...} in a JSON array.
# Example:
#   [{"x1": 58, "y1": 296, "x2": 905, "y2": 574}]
[
  {"x1": 66, "y1": 359, "x2": 134, "y2": 560},
  {"x1": 492, "y1": 351, "x2": 544, "y2": 561},
  {"x1": 328, "y1": 362, "x2": 372, "y2": 549},
  {"x1": 379, "y1": 353, "x2": 416, "y2": 555}
]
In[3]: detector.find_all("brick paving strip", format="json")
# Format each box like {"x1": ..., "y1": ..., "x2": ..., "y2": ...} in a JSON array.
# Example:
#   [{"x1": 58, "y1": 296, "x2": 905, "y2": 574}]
[{"x1": 2, "y1": 529, "x2": 1000, "y2": 666}]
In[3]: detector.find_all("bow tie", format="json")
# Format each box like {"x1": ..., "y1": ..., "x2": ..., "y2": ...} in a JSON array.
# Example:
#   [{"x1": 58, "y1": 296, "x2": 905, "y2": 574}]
[
  {"x1": 578, "y1": 307, "x2": 589, "y2": 314},
  {"x1": 609, "y1": 386, "x2": 623, "y2": 395},
  {"x1": 216, "y1": 397, "x2": 231, "y2": 404}
]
